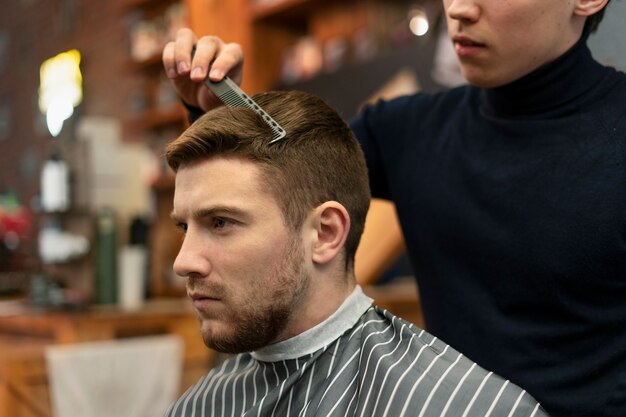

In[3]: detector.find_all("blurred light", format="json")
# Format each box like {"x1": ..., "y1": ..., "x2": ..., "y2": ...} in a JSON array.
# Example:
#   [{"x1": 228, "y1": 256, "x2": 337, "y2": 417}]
[
  {"x1": 39, "y1": 49, "x2": 82, "y2": 137},
  {"x1": 409, "y1": 9, "x2": 429, "y2": 37},
  {"x1": 46, "y1": 98, "x2": 74, "y2": 137}
]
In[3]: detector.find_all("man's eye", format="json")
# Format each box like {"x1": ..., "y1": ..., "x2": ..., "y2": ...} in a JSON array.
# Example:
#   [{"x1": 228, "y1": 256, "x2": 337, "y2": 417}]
[
  {"x1": 213, "y1": 218, "x2": 229, "y2": 229},
  {"x1": 176, "y1": 223, "x2": 188, "y2": 233}
]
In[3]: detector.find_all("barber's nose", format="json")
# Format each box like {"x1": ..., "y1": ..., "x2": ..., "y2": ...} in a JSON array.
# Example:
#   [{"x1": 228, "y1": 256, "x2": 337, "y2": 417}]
[
  {"x1": 173, "y1": 230, "x2": 211, "y2": 279},
  {"x1": 446, "y1": 0, "x2": 481, "y2": 23}
]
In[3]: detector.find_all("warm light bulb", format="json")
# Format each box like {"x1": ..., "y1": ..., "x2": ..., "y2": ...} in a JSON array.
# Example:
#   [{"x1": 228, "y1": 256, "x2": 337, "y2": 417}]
[
  {"x1": 46, "y1": 98, "x2": 74, "y2": 137},
  {"x1": 409, "y1": 10, "x2": 429, "y2": 37},
  {"x1": 39, "y1": 49, "x2": 83, "y2": 137}
]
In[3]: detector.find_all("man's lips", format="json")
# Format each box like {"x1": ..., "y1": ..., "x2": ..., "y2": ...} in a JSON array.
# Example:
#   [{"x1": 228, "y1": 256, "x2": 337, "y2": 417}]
[
  {"x1": 188, "y1": 292, "x2": 221, "y2": 308},
  {"x1": 189, "y1": 292, "x2": 219, "y2": 300}
]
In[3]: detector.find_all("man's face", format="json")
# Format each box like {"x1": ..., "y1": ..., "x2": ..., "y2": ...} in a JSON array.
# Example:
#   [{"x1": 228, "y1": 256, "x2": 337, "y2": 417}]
[
  {"x1": 171, "y1": 156, "x2": 311, "y2": 353},
  {"x1": 443, "y1": 0, "x2": 582, "y2": 87}
]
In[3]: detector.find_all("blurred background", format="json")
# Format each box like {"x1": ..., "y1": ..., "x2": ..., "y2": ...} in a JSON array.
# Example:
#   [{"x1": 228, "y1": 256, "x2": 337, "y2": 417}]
[{"x1": 0, "y1": 1, "x2": 623, "y2": 416}]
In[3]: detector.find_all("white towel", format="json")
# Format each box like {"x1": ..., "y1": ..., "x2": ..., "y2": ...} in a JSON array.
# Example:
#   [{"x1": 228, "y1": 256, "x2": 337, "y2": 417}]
[{"x1": 45, "y1": 335, "x2": 183, "y2": 417}]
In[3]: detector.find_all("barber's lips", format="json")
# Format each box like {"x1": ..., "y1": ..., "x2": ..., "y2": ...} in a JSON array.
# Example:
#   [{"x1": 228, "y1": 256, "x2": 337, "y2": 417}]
[{"x1": 453, "y1": 36, "x2": 486, "y2": 57}]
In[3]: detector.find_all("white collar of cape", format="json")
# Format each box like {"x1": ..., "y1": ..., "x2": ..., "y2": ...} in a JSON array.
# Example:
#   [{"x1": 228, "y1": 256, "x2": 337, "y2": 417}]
[{"x1": 251, "y1": 285, "x2": 373, "y2": 362}]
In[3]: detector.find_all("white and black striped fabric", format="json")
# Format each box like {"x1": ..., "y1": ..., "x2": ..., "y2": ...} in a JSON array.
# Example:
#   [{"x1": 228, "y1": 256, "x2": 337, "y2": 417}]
[{"x1": 164, "y1": 288, "x2": 547, "y2": 417}]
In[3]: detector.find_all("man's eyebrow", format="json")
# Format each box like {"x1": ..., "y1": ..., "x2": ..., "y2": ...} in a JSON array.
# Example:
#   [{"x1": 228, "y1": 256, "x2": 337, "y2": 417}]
[{"x1": 170, "y1": 206, "x2": 250, "y2": 223}]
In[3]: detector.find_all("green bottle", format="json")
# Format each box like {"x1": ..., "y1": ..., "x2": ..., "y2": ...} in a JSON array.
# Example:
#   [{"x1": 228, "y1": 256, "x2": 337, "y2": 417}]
[{"x1": 94, "y1": 207, "x2": 117, "y2": 304}]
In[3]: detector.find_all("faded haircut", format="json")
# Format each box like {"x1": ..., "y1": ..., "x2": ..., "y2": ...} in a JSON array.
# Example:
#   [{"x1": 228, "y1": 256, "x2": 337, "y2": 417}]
[{"x1": 166, "y1": 90, "x2": 371, "y2": 268}]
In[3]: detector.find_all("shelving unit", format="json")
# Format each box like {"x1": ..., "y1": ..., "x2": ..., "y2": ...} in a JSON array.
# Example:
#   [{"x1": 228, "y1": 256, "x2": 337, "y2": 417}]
[
  {"x1": 118, "y1": 0, "x2": 188, "y2": 297},
  {"x1": 186, "y1": 0, "x2": 441, "y2": 98},
  {"x1": 126, "y1": 105, "x2": 185, "y2": 132},
  {"x1": 250, "y1": 0, "x2": 336, "y2": 22},
  {"x1": 122, "y1": 0, "x2": 188, "y2": 142}
]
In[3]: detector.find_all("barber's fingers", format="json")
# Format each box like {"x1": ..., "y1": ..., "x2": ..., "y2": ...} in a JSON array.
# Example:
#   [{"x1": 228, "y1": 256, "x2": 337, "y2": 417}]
[
  {"x1": 191, "y1": 36, "x2": 244, "y2": 84},
  {"x1": 164, "y1": 29, "x2": 244, "y2": 83},
  {"x1": 189, "y1": 35, "x2": 222, "y2": 81},
  {"x1": 205, "y1": 41, "x2": 244, "y2": 85},
  {"x1": 163, "y1": 28, "x2": 195, "y2": 78},
  {"x1": 162, "y1": 29, "x2": 204, "y2": 109},
  {"x1": 162, "y1": 42, "x2": 180, "y2": 79},
  {"x1": 162, "y1": 29, "x2": 245, "y2": 111}
]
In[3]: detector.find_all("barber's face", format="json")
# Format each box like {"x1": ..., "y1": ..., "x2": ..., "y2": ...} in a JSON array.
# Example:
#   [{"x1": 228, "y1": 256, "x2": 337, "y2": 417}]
[
  {"x1": 443, "y1": 0, "x2": 583, "y2": 87},
  {"x1": 172, "y1": 156, "x2": 310, "y2": 353}
]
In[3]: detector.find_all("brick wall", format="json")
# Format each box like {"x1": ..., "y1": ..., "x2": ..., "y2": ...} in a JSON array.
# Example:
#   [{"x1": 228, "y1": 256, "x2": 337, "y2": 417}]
[{"x1": 0, "y1": 0, "x2": 139, "y2": 206}]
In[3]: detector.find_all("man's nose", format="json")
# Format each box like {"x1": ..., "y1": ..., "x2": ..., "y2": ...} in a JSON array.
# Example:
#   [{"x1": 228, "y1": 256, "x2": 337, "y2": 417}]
[{"x1": 173, "y1": 230, "x2": 211, "y2": 279}]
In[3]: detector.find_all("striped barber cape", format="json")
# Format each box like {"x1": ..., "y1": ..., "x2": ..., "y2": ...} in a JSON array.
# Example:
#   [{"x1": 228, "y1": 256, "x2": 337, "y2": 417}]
[{"x1": 164, "y1": 287, "x2": 547, "y2": 417}]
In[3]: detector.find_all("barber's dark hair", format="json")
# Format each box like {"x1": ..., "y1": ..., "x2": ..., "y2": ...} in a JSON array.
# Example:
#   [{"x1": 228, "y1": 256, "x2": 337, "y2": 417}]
[
  {"x1": 584, "y1": 0, "x2": 611, "y2": 34},
  {"x1": 166, "y1": 90, "x2": 371, "y2": 269}
]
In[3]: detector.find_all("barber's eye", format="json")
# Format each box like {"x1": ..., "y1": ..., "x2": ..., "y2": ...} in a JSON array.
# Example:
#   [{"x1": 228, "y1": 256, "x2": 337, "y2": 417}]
[{"x1": 177, "y1": 223, "x2": 188, "y2": 233}]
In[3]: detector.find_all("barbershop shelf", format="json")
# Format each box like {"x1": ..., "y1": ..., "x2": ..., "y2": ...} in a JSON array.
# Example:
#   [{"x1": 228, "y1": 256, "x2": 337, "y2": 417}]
[
  {"x1": 125, "y1": 54, "x2": 163, "y2": 72},
  {"x1": 124, "y1": 105, "x2": 186, "y2": 133},
  {"x1": 251, "y1": 0, "x2": 335, "y2": 24}
]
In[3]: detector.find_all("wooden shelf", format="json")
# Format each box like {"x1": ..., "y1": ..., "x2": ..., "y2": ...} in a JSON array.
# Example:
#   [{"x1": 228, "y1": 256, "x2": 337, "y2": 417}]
[
  {"x1": 120, "y1": 0, "x2": 174, "y2": 12},
  {"x1": 125, "y1": 54, "x2": 163, "y2": 72},
  {"x1": 126, "y1": 105, "x2": 185, "y2": 132},
  {"x1": 143, "y1": 105, "x2": 185, "y2": 129},
  {"x1": 251, "y1": 0, "x2": 333, "y2": 23}
]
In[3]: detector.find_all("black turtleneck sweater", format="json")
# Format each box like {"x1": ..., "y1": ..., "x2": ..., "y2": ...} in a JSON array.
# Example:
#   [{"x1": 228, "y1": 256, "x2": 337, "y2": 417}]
[{"x1": 352, "y1": 36, "x2": 626, "y2": 417}]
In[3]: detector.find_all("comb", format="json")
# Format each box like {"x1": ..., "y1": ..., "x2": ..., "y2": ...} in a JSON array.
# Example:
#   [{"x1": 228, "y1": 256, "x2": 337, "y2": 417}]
[{"x1": 203, "y1": 75, "x2": 286, "y2": 144}]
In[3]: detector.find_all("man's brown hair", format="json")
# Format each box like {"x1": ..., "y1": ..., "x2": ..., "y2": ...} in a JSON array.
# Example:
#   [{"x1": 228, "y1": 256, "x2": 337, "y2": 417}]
[{"x1": 166, "y1": 90, "x2": 371, "y2": 268}]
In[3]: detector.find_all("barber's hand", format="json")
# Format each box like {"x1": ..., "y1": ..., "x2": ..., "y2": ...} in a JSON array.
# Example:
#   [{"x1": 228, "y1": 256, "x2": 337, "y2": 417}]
[{"x1": 162, "y1": 28, "x2": 244, "y2": 112}]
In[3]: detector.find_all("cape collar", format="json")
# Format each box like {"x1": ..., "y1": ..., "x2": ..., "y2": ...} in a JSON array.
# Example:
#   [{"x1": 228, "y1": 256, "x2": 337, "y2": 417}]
[{"x1": 251, "y1": 286, "x2": 373, "y2": 362}]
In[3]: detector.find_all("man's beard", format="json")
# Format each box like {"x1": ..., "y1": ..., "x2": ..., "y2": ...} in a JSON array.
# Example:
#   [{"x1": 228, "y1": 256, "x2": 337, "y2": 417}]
[{"x1": 198, "y1": 236, "x2": 310, "y2": 354}]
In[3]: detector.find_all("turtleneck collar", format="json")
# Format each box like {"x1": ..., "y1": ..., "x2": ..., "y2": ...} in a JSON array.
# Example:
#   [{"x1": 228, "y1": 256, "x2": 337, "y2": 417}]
[{"x1": 480, "y1": 34, "x2": 607, "y2": 119}]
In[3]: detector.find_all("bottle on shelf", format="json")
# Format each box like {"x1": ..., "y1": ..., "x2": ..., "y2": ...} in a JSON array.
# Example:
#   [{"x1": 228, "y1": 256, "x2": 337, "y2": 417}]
[{"x1": 40, "y1": 147, "x2": 70, "y2": 213}]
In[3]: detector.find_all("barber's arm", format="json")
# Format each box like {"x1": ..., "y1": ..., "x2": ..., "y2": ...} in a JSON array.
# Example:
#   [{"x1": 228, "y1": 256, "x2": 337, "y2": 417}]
[
  {"x1": 355, "y1": 199, "x2": 405, "y2": 285},
  {"x1": 162, "y1": 28, "x2": 244, "y2": 112}
]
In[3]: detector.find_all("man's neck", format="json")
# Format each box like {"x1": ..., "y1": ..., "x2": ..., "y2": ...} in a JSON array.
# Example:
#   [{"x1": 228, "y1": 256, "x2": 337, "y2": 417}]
[
  {"x1": 251, "y1": 285, "x2": 372, "y2": 362},
  {"x1": 287, "y1": 278, "x2": 357, "y2": 337}
]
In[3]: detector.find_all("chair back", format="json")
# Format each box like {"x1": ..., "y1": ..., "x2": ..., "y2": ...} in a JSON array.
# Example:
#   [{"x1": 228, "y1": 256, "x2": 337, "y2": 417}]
[{"x1": 45, "y1": 335, "x2": 183, "y2": 417}]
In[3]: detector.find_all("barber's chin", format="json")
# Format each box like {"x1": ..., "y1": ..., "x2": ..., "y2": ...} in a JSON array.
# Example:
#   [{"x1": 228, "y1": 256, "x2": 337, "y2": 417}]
[
  {"x1": 458, "y1": 66, "x2": 502, "y2": 88},
  {"x1": 464, "y1": 74, "x2": 504, "y2": 88},
  {"x1": 463, "y1": 67, "x2": 533, "y2": 89}
]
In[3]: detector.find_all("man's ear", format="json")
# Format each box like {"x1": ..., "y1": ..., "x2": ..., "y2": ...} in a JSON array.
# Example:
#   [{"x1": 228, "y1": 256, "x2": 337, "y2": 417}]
[
  {"x1": 310, "y1": 202, "x2": 350, "y2": 265},
  {"x1": 574, "y1": 0, "x2": 609, "y2": 17}
]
